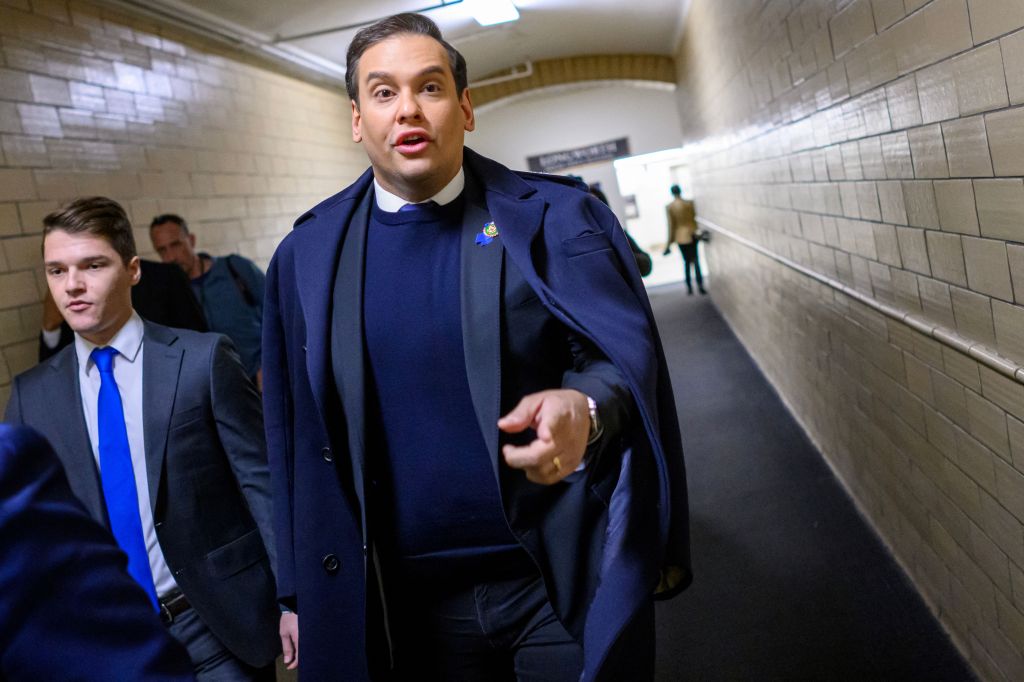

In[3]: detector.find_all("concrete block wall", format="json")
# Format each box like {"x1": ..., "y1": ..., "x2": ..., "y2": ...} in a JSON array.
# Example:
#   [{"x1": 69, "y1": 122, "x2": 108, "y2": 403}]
[
  {"x1": 0, "y1": 0, "x2": 366, "y2": 413},
  {"x1": 675, "y1": 0, "x2": 1024, "y2": 678}
]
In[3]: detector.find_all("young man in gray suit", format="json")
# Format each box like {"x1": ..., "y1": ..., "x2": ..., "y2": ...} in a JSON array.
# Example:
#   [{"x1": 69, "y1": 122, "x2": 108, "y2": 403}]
[{"x1": 4, "y1": 197, "x2": 297, "y2": 680}]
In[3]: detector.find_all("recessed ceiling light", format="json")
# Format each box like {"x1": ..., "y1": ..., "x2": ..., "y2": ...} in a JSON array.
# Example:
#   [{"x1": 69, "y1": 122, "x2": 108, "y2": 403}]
[{"x1": 465, "y1": 0, "x2": 520, "y2": 26}]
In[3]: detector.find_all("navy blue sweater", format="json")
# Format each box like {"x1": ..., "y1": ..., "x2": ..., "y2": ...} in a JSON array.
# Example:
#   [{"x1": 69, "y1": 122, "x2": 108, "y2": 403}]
[{"x1": 364, "y1": 199, "x2": 526, "y2": 581}]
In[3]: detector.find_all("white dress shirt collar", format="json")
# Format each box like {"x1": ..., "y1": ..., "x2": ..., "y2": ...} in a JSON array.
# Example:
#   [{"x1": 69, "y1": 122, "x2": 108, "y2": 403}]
[
  {"x1": 373, "y1": 168, "x2": 465, "y2": 212},
  {"x1": 75, "y1": 311, "x2": 145, "y2": 370}
]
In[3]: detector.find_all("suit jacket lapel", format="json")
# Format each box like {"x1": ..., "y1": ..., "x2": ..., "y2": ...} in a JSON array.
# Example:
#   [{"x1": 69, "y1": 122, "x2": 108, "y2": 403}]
[
  {"x1": 461, "y1": 172, "x2": 504, "y2": 478},
  {"x1": 141, "y1": 322, "x2": 183, "y2": 511},
  {"x1": 47, "y1": 349, "x2": 105, "y2": 521}
]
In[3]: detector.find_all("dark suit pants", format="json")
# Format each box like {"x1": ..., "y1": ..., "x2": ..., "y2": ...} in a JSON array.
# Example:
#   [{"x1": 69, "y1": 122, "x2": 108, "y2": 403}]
[
  {"x1": 679, "y1": 242, "x2": 704, "y2": 291},
  {"x1": 166, "y1": 605, "x2": 274, "y2": 682},
  {"x1": 391, "y1": 571, "x2": 582, "y2": 681}
]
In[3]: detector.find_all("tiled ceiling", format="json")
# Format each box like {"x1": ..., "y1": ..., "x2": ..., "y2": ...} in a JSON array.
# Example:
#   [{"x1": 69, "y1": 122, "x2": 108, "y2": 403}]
[{"x1": 110, "y1": 0, "x2": 688, "y2": 85}]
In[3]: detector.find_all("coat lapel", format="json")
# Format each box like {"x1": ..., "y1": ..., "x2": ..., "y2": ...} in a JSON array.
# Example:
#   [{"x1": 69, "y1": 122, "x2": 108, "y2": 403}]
[
  {"x1": 464, "y1": 149, "x2": 549, "y2": 302},
  {"x1": 141, "y1": 322, "x2": 183, "y2": 511},
  {"x1": 459, "y1": 154, "x2": 550, "y2": 479},
  {"x1": 293, "y1": 170, "x2": 373, "y2": 431},
  {"x1": 460, "y1": 172, "x2": 504, "y2": 477},
  {"x1": 331, "y1": 190, "x2": 373, "y2": 508},
  {"x1": 485, "y1": 191, "x2": 547, "y2": 298},
  {"x1": 46, "y1": 349, "x2": 105, "y2": 521}
]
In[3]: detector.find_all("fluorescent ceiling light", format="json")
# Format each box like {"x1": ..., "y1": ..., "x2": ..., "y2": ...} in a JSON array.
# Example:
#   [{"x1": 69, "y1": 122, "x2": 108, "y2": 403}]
[{"x1": 466, "y1": 0, "x2": 520, "y2": 26}]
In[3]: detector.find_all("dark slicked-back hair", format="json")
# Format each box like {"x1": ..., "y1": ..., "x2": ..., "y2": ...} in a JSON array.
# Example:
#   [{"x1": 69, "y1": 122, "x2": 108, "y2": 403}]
[
  {"x1": 345, "y1": 12, "x2": 468, "y2": 105},
  {"x1": 150, "y1": 213, "x2": 189, "y2": 234},
  {"x1": 670, "y1": 184, "x2": 682, "y2": 196},
  {"x1": 43, "y1": 196, "x2": 137, "y2": 264}
]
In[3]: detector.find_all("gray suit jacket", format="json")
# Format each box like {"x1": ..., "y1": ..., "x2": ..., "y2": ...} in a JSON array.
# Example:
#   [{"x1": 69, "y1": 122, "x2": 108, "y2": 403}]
[{"x1": 4, "y1": 320, "x2": 280, "y2": 667}]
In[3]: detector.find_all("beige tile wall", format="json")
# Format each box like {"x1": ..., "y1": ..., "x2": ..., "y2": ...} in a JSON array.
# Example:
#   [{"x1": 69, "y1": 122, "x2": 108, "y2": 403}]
[
  {"x1": 676, "y1": 0, "x2": 1024, "y2": 678},
  {"x1": 0, "y1": 0, "x2": 366, "y2": 413}
]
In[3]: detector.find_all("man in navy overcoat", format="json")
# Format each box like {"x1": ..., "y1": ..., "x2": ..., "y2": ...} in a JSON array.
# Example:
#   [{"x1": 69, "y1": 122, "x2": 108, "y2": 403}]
[{"x1": 262, "y1": 12, "x2": 690, "y2": 681}]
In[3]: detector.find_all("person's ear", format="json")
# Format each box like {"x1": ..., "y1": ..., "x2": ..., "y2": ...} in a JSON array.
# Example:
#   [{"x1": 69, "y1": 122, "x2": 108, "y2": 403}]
[
  {"x1": 460, "y1": 89, "x2": 475, "y2": 133},
  {"x1": 351, "y1": 100, "x2": 362, "y2": 142},
  {"x1": 127, "y1": 256, "x2": 141, "y2": 286}
]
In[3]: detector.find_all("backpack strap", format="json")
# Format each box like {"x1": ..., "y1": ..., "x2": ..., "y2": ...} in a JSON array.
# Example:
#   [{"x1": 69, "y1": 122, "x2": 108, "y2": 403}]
[{"x1": 223, "y1": 255, "x2": 258, "y2": 307}]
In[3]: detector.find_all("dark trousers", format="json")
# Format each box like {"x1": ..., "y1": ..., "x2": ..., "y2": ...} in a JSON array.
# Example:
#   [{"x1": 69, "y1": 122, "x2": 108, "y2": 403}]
[
  {"x1": 166, "y1": 606, "x2": 275, "y2": 682},
  {"x1": 391, "y1": 571, "x2": 583, "y2": 681},
  {"x1": 679, "y1": 242, "x2": 704, "y2": 291}
]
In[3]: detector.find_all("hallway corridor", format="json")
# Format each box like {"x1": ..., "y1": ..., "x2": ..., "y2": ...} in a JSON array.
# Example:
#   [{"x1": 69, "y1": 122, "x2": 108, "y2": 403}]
[{"x1": 650, "y1": 284, "x2": 975, "y2": 681}]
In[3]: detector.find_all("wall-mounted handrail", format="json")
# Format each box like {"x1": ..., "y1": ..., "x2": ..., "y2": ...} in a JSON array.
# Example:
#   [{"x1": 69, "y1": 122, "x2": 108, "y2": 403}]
[{"x1": 698, "y1": 217, "x2": 1024, "y2": 385}]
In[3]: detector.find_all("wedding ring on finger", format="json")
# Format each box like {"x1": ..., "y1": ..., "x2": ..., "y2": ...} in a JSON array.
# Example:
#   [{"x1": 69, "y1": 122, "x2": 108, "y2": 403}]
[{"x1": 552, "y1": 455, "x2": 562, "y2": 474}]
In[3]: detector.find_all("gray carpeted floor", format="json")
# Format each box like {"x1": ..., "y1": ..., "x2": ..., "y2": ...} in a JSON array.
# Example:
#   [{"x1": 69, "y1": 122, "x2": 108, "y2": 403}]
[{"x1": 650, "y1": 283, "x2": 975, "y2": 681}]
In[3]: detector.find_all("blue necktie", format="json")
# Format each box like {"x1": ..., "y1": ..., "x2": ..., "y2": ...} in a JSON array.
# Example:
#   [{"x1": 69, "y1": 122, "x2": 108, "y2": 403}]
[
  {"x1": 92, "y1": 346, "x2": 159, "y2": 611},
  {"x1": 398, "y1": 200, "x2": 439, "y2": 213}
]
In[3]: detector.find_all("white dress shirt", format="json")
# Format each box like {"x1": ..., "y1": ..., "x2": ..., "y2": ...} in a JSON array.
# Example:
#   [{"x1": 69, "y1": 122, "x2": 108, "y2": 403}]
[
  {"x1": 373, "y1": 168, "x2": 465, "y2": 212},
  {"x1": 75, "y1": 311, "x2": 178, "y2": 599}
]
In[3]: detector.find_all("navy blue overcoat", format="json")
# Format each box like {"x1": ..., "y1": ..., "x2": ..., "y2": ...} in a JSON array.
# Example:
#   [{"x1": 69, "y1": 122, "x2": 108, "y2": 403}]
[{"x1": 262, "y1": 148, "x2": 690, "y2": 680}]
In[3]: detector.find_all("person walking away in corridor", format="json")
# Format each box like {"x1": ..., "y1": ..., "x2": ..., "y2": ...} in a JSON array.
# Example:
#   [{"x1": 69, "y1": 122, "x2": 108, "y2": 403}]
[{"x1": 663, "y1": 184, "x2": 705, "y2": 294}]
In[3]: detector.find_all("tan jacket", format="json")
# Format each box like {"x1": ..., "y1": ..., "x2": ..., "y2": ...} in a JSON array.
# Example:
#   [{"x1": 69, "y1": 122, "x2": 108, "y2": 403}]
[{"x1": 666, "y1": 197, "x2": 697, "y2": 245}]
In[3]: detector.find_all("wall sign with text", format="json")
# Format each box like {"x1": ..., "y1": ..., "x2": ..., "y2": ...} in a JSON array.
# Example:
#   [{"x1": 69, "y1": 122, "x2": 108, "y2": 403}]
[{"x1": 527, "y1": 138, "x2": 630, "y2": 173}]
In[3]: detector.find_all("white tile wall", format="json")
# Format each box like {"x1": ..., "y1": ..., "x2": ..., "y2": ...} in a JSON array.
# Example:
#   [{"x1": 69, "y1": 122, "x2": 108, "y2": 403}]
[{"x1": 677, "y1": 0, "x2": 1024, "y2": 677}]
